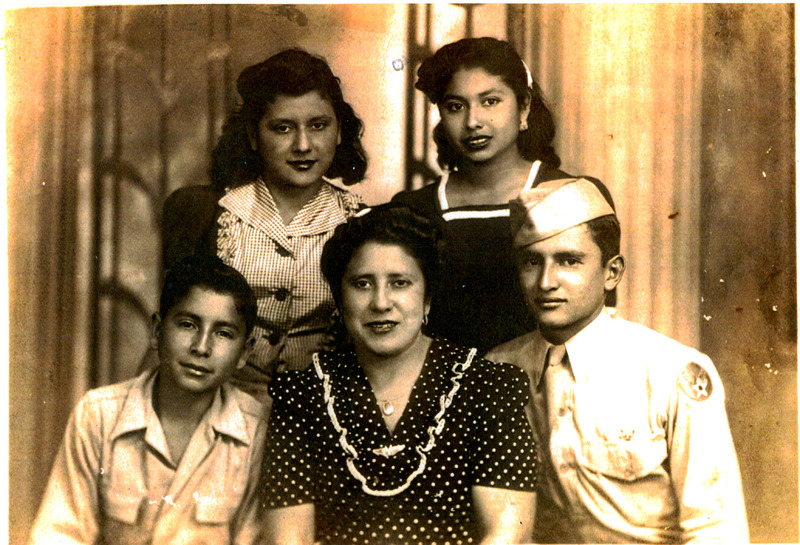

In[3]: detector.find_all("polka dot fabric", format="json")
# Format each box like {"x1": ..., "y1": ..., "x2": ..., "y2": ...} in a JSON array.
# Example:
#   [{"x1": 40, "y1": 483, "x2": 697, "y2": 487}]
[{"x1": 261, "y1": 337, "x2": 538, "y2": 544}]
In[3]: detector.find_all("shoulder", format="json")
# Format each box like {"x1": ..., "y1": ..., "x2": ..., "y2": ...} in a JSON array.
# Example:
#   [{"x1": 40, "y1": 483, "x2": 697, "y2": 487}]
[
  {"x1": 164, "y1": 184, "x2": 224, "y2": 213},
  {"x1": 267, "y1": 364, "x2": 321, "y2": 405},
  {"x1": 535, "y1": 164, "x2": 572, "y2": 183},
  {"x1": 612, "y1": 318, "x2": 707, "y2": 363},
  {"x1": 391, "y1": 183, "x2": 440, "y2": 217},
  {"x1": 69, "y1": 375, "x2": 145, "y2": 433},
  {"x1": 610, "y1": 318, "x2": 720, "y2": 400},
  {"x1": 326, "y1": 182, "x2": 365, "y2": 217},
  {"x1": 431, "y1": 338, "x2": 530, "y2": 398},
  {"x1": 225, "y1": 384, "x2": 267, "y2": 422},
  {"x1": 485, "y1": 331, "x2": 540, "y2": 367},
  {"x1": 78, "y1": 375, "x2": 141, "y2": 409}
]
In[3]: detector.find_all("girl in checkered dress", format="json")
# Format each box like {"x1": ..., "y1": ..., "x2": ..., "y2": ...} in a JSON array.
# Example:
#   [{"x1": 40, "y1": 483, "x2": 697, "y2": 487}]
[{"x1": 162, "y1": 49, "x2": 367, "y2": 401}]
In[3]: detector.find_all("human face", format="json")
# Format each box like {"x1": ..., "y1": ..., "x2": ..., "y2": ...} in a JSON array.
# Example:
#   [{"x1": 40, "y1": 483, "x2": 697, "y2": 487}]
[
  {"x1": 152, "y1": 286, "x2": 252, "y2": 396},
  {"x1": 517, "y1": 224, "x2": 623, "y2": 344},
  {"x1": 439, "y1": 67, "x2": 530, "y2": 165},
  {"x1": 253, "y1": 91, "x2": 340, "y2": 192},
  {"x1": 341, "y1": 242, "x2": 431, "y2": 365}
]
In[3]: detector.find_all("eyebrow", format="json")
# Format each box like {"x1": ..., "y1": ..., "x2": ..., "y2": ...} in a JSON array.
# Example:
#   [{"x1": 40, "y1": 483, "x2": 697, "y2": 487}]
[
  {"x1": 443, "y1": 87, "x2": 509, "y2": 102},
  {"x1": 268, "y1": 114, "x2": 334, "y2": 123},
  {"x1": 171, "y1": 311, "x2": 242, "y2": 332}
]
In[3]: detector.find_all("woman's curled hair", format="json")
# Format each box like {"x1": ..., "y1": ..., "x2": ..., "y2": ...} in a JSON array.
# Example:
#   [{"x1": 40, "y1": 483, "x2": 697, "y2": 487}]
[
  {"x1": 211, "y1": 48, "x2": 367, "y2": 190},
  {"x1": 415, "y1": 37, "x2": 560, "y2": 170},
  {"x1": 320, "y1": 203, "x2": 444, "y2": 308}
]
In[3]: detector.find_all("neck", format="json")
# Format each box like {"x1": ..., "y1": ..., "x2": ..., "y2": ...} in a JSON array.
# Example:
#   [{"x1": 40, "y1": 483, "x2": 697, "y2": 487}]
[
  {"x1": 262, "y1": 177, "x2": 324, "y2": 225},
  {"x1": 540, "y1": 306, "x2": 605, "y2": 346},
  {"x1": 154, "y1": 373, "x2": 217, "y2": 425},
  {"x1": 357, "y1": 334, "x2": 432, "y2": 393},
  {"x1": 456, "y1": 148, "x2": 530, "y2": 189}
]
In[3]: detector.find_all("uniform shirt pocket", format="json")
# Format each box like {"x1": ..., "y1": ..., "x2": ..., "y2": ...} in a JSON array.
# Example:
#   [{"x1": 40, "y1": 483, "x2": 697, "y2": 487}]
[{"x1": 580, "y1": 434, "x2": 667, "y2": 481}]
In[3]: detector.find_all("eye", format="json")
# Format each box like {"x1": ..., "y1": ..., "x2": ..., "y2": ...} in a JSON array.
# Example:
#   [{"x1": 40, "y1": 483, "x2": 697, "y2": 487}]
[
  {"x1": 483, "y1": 97, "x2": 500, "y2": 107},
  {"x1": 563, "y1": 257, "x2": 582, "y2": 267},
  {"x1": 351, "y1": 279, "x2": 372, "y2": 290},
  {"x1": 271, "y1": 123, "x2": 292, "y2": 134},
  {"x1": 519, "y1": 254, "x2": 541, "y2": 268},
  {"x1": 444, "y1": 101, "x2": 464, "y2": 113},
  {"x1": 215, "y1": 329, "x2": 235, "y2": 339},
  {"x1": 178, "y1": 320, "x2": 196, "y2": 329},
  {"x1": 391, "y1": 278, "x2": 411, "y2": 288},
  {"x1": 310, "y1": 120, "x2": 329, "y2": 131}
]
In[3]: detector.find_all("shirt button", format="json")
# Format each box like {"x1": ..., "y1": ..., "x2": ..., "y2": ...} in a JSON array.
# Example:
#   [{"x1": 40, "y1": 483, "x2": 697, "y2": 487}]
[
  {"x1": 267, "y1": 330, "x2": 282, "y2": 345},
  {"x1": 274, "y1": 288, "x2": 290, "y2": 301}
]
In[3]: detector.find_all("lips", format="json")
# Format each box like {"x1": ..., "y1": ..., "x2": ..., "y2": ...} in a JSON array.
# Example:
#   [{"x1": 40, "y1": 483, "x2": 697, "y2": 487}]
[
  {"x1": 365, "y1": 321, "x2": 397, "y2": 333},
  {"x1": 287, "y1": 159, "x2": 317, "y2": 171},
  {"x1": 179, "y1": 362, "x2": 212, "y2": 376},
  {"x1": 535, "y1": 298, "x2": 567, "y2": 309},
  {"x1": 463, "y1": 135, "x2": 492, "y2": 150}
]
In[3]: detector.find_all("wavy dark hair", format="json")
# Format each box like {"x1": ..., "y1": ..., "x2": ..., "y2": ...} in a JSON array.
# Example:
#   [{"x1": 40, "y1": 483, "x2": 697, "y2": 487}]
[
  {"x1": 160, "y1": 253, "x2": 258, "y2": 336},
  {"x1": 211, "y1": 48, "x2": 367, "y2": 190},
  {"x1": 415, "y1": 37, "x2": 560, "y2": 171},
  {"x1": 320, "y1": 203, "x2": 444, "y2": 310}
]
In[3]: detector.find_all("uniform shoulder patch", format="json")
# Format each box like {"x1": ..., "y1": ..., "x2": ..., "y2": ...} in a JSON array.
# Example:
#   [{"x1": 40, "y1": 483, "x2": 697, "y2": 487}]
[{"x1": 678, "y1": 361, "x2": 713, "y2": 401}]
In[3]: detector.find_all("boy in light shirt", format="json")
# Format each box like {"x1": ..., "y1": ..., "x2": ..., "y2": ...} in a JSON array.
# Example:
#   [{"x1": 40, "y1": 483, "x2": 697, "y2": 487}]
[{"x1": 29, "y1": 254, "x2": 266, "y2": 545}]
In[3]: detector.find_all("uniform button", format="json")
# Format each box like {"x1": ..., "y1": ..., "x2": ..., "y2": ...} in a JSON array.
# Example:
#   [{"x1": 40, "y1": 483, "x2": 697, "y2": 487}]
[{"x1": 274, "y1": 288, "x2": 290, "y2": 301}]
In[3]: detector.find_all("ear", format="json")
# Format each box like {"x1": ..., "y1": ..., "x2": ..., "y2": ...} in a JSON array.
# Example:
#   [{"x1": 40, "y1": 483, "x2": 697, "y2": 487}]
[
  {"x1": 519, "y1": 90, "x2": 532, "y2": 126},
  {"x1": 246, "y1": 122, "x2": 258, "y2": 151},
  {"x1": 149, "y1": 313, "x2": 163, "y2": 351},
  {"x1": 424, "y1": 296, "x2": 432, "y2": 320},
  {"x1": 237, "y1": 334, "x2": 256, "y2": 370},
  {"x1": 603, "y1": 255, "x2": 625, "y2": 292},
  {"x1": 337, "y1": 126, "x2": 342, "y2": 147}
]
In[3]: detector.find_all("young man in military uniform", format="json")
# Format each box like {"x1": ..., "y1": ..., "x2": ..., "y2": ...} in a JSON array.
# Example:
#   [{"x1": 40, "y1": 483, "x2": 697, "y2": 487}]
[{"x1": 486, "y1": 178, "x2": 749, "y2": 543}]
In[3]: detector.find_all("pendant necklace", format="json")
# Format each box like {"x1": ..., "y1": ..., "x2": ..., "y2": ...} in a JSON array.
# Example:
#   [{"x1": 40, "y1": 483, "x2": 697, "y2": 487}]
[{"x1": 377, "y1": 397, "x2": 402, "y2": 416}]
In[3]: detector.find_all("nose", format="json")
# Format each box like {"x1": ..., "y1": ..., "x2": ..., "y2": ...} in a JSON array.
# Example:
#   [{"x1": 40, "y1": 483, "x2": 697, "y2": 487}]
[
  {"x1": 466, "y1": 105, "x2": 484, "y2": 130},
  {"x1": 191, "y1": 329, "x2": 213, "y2": 357},
  {"x1": 538, "y1": 262, "x2": 558, "y2": 291},
  {"x1": 369, "y1": 284, "x2": 392, "y2": 312},
  {"x1": 293, "y1": 127, "x2": 311, "y2": 153}
]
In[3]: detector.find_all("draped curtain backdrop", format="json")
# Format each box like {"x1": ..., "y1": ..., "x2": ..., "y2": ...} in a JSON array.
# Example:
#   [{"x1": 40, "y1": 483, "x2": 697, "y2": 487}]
[{"x1": 8, "y1": 5, "x2": 796, "y2": 544}]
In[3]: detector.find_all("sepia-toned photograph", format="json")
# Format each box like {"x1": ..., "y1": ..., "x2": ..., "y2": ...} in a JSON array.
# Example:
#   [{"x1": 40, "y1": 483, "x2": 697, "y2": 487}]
[{"x1": 7, "y1": 4, "x2": 796, "y2": 544}]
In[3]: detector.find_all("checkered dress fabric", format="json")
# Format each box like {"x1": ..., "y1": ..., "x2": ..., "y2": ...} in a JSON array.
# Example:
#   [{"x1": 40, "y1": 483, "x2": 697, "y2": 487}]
[{"x1": 216, "y1": 179, "x2": 362, "y2": 378}]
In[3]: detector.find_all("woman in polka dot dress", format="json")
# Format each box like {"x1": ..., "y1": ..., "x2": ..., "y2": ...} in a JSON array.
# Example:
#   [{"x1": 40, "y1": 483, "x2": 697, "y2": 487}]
[{"x1": 260, "y1": 204, "x2": 538, "y2": 545}]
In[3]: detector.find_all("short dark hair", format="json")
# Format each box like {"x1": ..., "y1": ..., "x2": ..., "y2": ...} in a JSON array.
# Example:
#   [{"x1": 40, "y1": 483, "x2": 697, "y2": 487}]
[
  {"x1": 585, "y1": 214, "x2": 621, "y2": 265},
  {"x1": 415, "y1": 37, "x2": 561, "y2": 170},
  {"x1": 159, "y1": 254, "x2": 258, "y2": 336},
  {"x1": 320, "y1": 203, "x2": 443, "y2": 308},
  {"x1": 211, "y1": 48, "x2": 367, "y2": 189}
]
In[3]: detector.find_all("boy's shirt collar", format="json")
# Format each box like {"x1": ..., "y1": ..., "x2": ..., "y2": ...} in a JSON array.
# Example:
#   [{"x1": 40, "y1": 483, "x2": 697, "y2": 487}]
[{"x1": 110, "y1": 369, "x2": 252, "y2": 448}]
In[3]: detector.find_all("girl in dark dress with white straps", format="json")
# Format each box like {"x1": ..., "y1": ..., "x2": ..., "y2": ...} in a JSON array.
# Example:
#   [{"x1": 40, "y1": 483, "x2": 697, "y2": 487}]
[{"x1": 393, "y1": 37, "x2": 613, "y2": 354}]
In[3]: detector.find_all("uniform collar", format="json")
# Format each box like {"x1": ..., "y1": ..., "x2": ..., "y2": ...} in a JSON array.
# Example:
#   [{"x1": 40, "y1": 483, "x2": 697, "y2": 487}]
[
  {"x1": 534, "y1": 308, "x2": 613, "y2": 389},
  {"x1": 562, "y1": 309, "x2": 613, "y2": 385},
  {"x1": 110, "y1": 369, "x2": 252, "y2": 447},
  {"x1": 219, "y1": 178, "x2": 348, "y2": 240}
]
